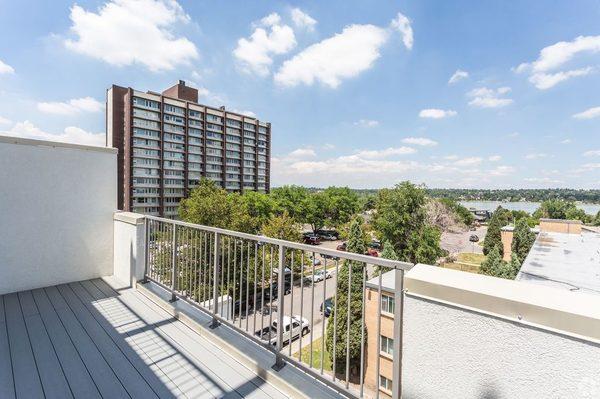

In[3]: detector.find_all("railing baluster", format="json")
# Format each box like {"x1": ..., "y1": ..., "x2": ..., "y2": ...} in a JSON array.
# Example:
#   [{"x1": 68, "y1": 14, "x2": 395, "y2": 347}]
[
  {"x1": 298, "y1": 251, "x2": 305, "y2": 363},
  {"x1": 288, "y1": 250, "x2": 294, "y2": 357},
  {"x1": 245, "y1": 241, "x2": 250, "y2": 332},
  {"x1": 309, "y1": 251, "x2": 315, "y2": 369},
  {"x1": 227, "y1": 237, "x2": 232, "y2": 321},
  {"x1": 253, "y1": 242, "x2": 258, "y2": 333},
  {"x1": 375, "y1": 270, "x2": 383, "y2": 399},
  {"x1": 211, "y1": 232, "x2": 220, "y2": 328},
  {"x1": 345, "y1": 262, "x2": 352, "y2": 388},
  {"x1": 359, "y1": 266, "x2": 367, "y2": 398},
  {"x1": 170, "y1": 222, "x2": 177, "y2": 302},
  {"x1": 268, "y1": 246, "x2": 274, "y2": 343},
  {"x1": 275, "y1": 244, "x2": 285, "y2": 369},
  {"x1": 260, "y1": 244, "x2": 265, "y2": 339},
  {"x1": 232, "y1": 239, "x2": 238, "y2": 324},
  {"x1": 332, "y1": 258, "x2": 339, "y2": 381},
  {"x1": 320, "y1": 256, "x2": 327, "y2": 375}
]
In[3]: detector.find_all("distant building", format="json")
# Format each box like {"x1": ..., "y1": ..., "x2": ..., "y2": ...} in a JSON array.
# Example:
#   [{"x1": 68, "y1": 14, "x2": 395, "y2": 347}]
[
  {"x1": 516, "y1": 219, "x2": 600, "y2": 295},
  {"x1": 364, "y1": 272, "x2": 396, "y2": 398},
  {"x1": 107, "y1": 80, "x2": 271, "y2": 217}
]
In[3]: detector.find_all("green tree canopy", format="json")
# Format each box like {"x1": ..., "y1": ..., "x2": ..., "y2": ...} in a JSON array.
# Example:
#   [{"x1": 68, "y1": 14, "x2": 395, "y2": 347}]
[
  {"x1": 594, "y1": 211, "x2": 600, "y2": 226},
  {"x1": 482, "y1": 206, "x2": 510, "y2": 256},
  {"x1": 271, "y1": 185, "x2": 310, "y2": 220},
  {"x1": 373, "y1": 182, "x2": 444, "y2": 264},
  {"x1": 179, "y1": 179, "x2": 238, "y2": 229},
  {"x1": 532, "y1": 199, "x2": 590, "y2": 222}
]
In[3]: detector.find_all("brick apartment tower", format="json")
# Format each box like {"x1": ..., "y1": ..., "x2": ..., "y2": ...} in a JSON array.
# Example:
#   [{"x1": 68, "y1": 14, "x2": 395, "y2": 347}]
[{"x1": 107, "y1": 81, "x2": 271, "y2": 218}]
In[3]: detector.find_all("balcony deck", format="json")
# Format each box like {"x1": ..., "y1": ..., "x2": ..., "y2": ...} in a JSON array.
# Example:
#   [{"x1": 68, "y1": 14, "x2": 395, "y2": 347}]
[{"x1": 0, "y1": 278, "x2": 289, "y2": 399}]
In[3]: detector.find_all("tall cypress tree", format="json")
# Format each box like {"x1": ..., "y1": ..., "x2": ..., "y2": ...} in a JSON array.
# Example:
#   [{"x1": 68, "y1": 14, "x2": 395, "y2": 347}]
[
  {"x1": 511, "y1": 218, "x2": 536, "y2": 264},
  {"x1": 325, "y1": 216, "x2": 366, "y2": 380}
]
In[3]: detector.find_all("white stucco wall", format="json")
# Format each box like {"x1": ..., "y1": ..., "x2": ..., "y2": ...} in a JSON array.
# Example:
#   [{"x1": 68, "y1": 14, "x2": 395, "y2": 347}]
[
  {"x1": 402, "y1": 265, "x2": 600, "y2": 399},
  {"x1": 0, "y1": 137, "x2": 117, "y2": 294},
  {"x1": 113, "y1": 212, "x2": 146, "y2": 287}
]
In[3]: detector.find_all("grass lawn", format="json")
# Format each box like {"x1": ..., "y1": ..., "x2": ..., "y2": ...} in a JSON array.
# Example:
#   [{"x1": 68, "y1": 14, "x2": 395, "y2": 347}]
[
  {"x1": 457, "y1": 253, "x2": 486, "y2": 265},
  {"x1": 293, "y1": 337, "x2": 332, "y2": 372}
]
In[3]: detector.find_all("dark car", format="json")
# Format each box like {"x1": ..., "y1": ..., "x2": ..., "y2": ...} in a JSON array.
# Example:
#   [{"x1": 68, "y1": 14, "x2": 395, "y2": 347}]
[
  {"x1": 369, "y1": 240, "x2": 383, "y2": 250},
  {"x1": 303, "y1": 235, "x2": 321, "y2": 245},
  {"x1": 469, "y1": 234, "x2": 479, "y2": 243},
  {"x1": 322, "y1": 253, "x2": 340, "y2": 261},
  {"x1": 320, "y1": 298, "x2": 334, "y2": 317},
  {"x1": 336, "y1": 242, "x2": 347, "y2": 251},
  {"x1": 316, "y1": 229, "x2": 339, "y2": 240}
]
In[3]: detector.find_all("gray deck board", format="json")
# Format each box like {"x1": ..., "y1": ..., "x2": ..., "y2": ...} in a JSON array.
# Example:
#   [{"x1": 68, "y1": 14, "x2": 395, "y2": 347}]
[
  {"x1": 18, "y1": 291, "x2": 73, "y2": 399},
  {"x1": 96, "y1": 279, "x2": 288, "y2": 399},
  {"x1": 44, "y1": 285, "x2": 130, "y2": 399},
  {"x1": 4, "y1": 293, "x2": 45, "y2": 398},
  {"x1": 0, "y1": 295, "x2": 16, "y2": 399},
  {"x1": 31, "y1": 288, "x2": 102, "y2": 399},
  {"x1": 0, "y1": 280, "x2": 291, "y2": 399},
  {"x1": 67, "y1": 281, "x2": 176, "y2": 399}
]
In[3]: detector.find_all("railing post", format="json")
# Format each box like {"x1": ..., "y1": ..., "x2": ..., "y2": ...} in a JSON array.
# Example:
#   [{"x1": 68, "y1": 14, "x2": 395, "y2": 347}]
[
  {"x1": 170, "y1": 222, "x2": 178, "y2": 302},
  {"x1": 211, "y1": 232, "x2": 221, "y2": 328},
  {"x1": 274, "y1": 244, "x2": 286, "y2": 370},
  {"x1": 392, "y1": 268, "x2": 404, "y2": 399}
]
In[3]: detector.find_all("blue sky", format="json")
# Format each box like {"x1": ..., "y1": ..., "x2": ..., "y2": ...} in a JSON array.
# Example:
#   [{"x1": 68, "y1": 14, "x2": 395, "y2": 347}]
[{"x1": 0, "y1": 0, "x2": 599, "y2": 189}]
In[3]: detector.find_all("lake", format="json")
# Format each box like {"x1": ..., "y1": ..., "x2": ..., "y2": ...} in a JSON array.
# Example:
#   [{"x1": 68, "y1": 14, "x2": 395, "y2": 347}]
[{"x1": 459, "y1": 201, "x2": 600, "y2": 215}]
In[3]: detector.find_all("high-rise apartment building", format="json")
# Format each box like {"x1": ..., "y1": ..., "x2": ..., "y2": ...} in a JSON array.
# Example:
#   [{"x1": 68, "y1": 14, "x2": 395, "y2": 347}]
[{"x1": 107, "y1": 81, "x2": 271, "y2": 218}]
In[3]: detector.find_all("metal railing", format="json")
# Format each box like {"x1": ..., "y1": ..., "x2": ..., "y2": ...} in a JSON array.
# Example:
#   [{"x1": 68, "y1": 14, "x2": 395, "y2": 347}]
[{"x1": 143, "y1": 216, "x2": 413, "y2": 399}]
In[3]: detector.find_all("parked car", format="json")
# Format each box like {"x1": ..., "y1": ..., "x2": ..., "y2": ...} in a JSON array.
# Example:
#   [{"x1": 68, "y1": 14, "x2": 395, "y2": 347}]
[
  {"x1": 308, "y1": 269, "x2": 332, "y2": 283},
  {"x1": 369, "y1": 240, "x2": 383, "y2": 250},
  {"x1": 365, "y1": 248, "x2": 379, "y2": 257},
  {"x1": 316, "y1": 229, "x2": 339, "y2": 240},
  {"x1": 265, "y1": 279, "x2": 292, "y2": 299},
  {"x1": 322, "y1": 253, "x2": 340, "y2": 261},
  {"x1": 255, "y1": 315, "x2": 310, "y2": 345},
  {"x1": 303, "y1": 235, "x2": 321, "y2": 245},
  {"x1": 336, "y1": 242, "x2": 347, "y2": 251},
  {"x1": 310, "y1": 256, "x2": 322, "y2": 266},
  {"x1": 320, "y1": 298, "x2": 334, "y2": 317},
  {"x1": 469, "y1": 234, "x2": 479, "y2": 243}
]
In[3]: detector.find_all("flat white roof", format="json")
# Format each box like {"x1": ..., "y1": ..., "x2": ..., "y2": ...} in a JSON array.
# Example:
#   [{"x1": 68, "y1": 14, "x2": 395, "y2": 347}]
[{"x1": 517, "y1": 230, "x2": 600, "y2": 295}]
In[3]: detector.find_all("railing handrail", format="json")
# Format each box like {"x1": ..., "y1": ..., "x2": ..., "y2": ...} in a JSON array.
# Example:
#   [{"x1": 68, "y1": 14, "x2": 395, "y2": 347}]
[{"x1": 144, "y1": 215, "x2": 414, "y2": 271}]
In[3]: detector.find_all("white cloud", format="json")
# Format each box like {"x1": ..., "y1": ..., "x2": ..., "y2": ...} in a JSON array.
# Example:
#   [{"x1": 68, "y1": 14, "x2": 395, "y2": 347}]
[
  {"x1": 233, "y1": 13, "x2": 296, "y2": 76},
  {"x1": 64, "y1": 0, "x2": 198, "y2": 72},
  {"x1": 354, "y1": 119, "x2": 379, "y2": 128},
  {"x1": 443, "y1": 155, "x2": 459, "y2": 161},
  {"x1": 560, "y1": 139, "x2": 572, "y2": 144},
  {"x1": 454, "y1": 156, "x2": 483, "y2": 166},
  {"x1": 418, "y1": 108, "x2": 457, "y2": 119},
  {"x1": 274, "y1": 11, "x2": 412, "y2": 88},
  {"x1": 322, "y1": 143, "x2": 335, "y2": 150},
  {"x1": 467, "y1": 86, "x2": 513, "y2": 108},
  {"x1": 390, "y1": 12, "x2": 413, "y2": 50},
  {"x1": 524, "y1": 177, "x2": 564, "y2": 184},
  {"x1": 573, "y1": 106, "x2": 600, "y2": 120},
  {"x1": 524, "y1": 153, "x2": 548, "y2": 160},
  {"x1": 231, "y1": 109, "x2": 256, "y2": 118},
  {"x1": 507, "y1": 132, "x2": 520, "y2": 138},
  {"x1": 37, "y1": 97, "x2": 103, "y2": 115},
  {"x1": 448, "y1": 69, "x2": 468, "y2": 84},
  {"x1": 291, "y1": 8, "x2": 316, "y2": 32},
  {"x1": 402, "y1": 137, "x2": 438, "y2": 146},
  {"x1": 0, "y1": 116, "x2": 12, "y2": 125},
  {"x1": 489, "y1": 165, "x2": 515, "y2": 176},
  {"x1": 2, "y1": 120, "x2": 104, "y2": 146},
  {"x1": 0, "y1": 59, "x2": 14, "y2": 74},
  {"x1": 516, "y1": 35, "x2": 600, "y2": 89},
  {"x1": 528, "y1": 67, "x2": 593, "y2": 90},
  {"x1": 288, "y1": 148, "x2": 316, "y2": 158},
  {"x1": 579, "y1": 163, "x2": 600, "y2": 172},
  {"x1": 355, "y1": 146, "x2": 416, "y2": 159},
  {"x1": 488, "y1": 155, "x2": 502, "y2": 162},
  {"x1": 196, "y1": 86, "x2": 226, "y2": 105},
  {"x1": 583, "y1": 150, "x2": 600, "y2": 157}
]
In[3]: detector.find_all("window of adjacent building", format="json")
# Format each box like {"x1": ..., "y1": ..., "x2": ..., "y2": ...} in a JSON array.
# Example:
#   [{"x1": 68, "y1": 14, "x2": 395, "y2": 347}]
[
  {"x1": 243, "y1": 122, "x2": 255, "y2": 131},
  {"x1": 133, "y1": 108, "x2": 160, "y2": 121},
  {"x1": 206, "y1": 114, "x2": 222, "y2": 123},
  {"x1": 188, "y1": 110, "x2": 203, "y2": 120},
  {"x1": 164, "y1": 114, "x2": 185, "y2": 125},
  {"x1": 380, "y1": 335, "x2": 393, "y2": 356},
  {"x1": 188, "y1": 128, "x2": 203, "y2": 137},
  {"x1": 133, "y1": 97, "x2": 160, "y2": 110},
  {"x1": 133, "y1": 118, "x2": 159, "y2": 130},
  {"x1": 381, "y1": 294, "x2": 395, "y2": 315},
  {"x1": 164, "y1": 123, "x2": 184, "y2": 133},
  {"x1": 226, "y1": 118, "x2": 241, "y2": 127},
  {"x1": 164, "y1": 104, "x2": 184, "y2": 115},
  {"x1": 379, "y1": 375, "x2": 392, "y2": 392}
]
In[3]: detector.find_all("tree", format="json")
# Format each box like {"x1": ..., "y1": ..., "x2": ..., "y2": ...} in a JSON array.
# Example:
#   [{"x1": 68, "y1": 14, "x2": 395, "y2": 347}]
[
  {"x1": 594, "y1": 211, "x2": 600, "y2": 227},
  {"x1": 480, "y1": 246, "x2": 503, "y2": 277},
  {"x1": 179, "y1": 179, "x2": 237, "y2": 229},
  {"x1": 302, "y1": 192, "x2": 330, "y2": 233},
  {"x1": 260, "y1": 212, "x2": 301, "y2": 242},
  {"x1": 234, "y1": 191, "x2": 276, "y2": 234},
  {"x1": 326, "y1": 216, "x2": 366, "y2": 380},
  {"x1": 373, "y1": 182, "x2": 444, "y2": 264},
  {"x1": 322, "y1": 187, "x2": 360, "y2": 228},
  {"x1": 439, "y1": 198, "x2": 474, "y2": 226},
  {"x1": 271, "y1": 185, "x2": 310, "y2": 221},
  {"x1": 374, "y1": 240, "x2": 399, "y2": 276},
  {"x1": 507, "y1": 252, "x2": 522, "y2": 279},
  {"x1": 482, "y1": 206, "x2": 510, "y2": 256},
  {"x1": 511, "y1": 218, "x2": 535, "y2": 264}
]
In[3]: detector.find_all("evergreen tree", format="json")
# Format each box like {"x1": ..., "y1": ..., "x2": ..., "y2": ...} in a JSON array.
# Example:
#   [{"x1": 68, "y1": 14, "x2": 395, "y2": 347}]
[
  {"x1": 325, "y1": 216, "x2": 366, "y2": 381},
  {"x1": 507, "y1": 251, "x2": 522, "y2": 279},
  {"x1": 511, "y1": 218, "x2": 536, "y2": 264},
  {"x1": 482, "y1": 206, "x2": 510, "y2": 256},
  {"x1": 593, "y1": 211, "x2": 600, "y2": 227},
  {"x1": 480, "y1": 246, "x2": 504, "y2": 277},
  {"x1": 374, "y1": 240, "x2": 399, "y2": 276}
]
